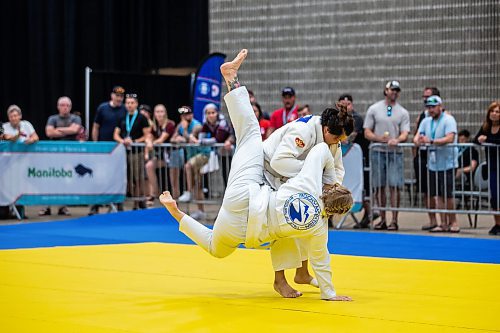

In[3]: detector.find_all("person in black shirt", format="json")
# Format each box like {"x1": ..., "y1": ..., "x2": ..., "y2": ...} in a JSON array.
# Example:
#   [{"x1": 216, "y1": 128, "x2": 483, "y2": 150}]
[
  {"x1": 455, "y1": 130, "x2": 479, "y2": 191},
  {"x1": 474, "y1": 101, "x2": 500, "y2": 235},
  {"x1": 114, "y1": 93, "x2": 151, "y2": 210}
]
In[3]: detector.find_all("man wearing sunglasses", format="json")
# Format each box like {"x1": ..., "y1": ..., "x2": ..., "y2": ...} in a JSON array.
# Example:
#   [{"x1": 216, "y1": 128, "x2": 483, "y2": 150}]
[{"x1": 364, "y1": 80, "x2": 410, "y2": 231}]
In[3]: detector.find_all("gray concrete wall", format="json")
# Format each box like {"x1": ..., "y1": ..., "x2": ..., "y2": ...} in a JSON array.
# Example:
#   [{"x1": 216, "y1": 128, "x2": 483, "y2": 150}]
[{"x1": 210, "y1": 0, "x2": 499, "y2": 134}]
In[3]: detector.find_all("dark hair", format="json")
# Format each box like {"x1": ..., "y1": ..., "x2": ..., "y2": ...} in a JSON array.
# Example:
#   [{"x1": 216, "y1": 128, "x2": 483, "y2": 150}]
[
  {"x1": 320, "y1": 102, "x2": 354, "y2": 136},
  {"x1": 251, "y1": 102, "x2": 262, "y2": 119},
  {"x1": 298, "y1": 104, "x2": 310, "y2": 113},
  {"x1": 338, "y1": 94, "x2": 353, "y2": 102},
  {"x1": 458, "y1": 129, "x2": 470, "y2": 137},
  {"x1": 424, "y1": 87, "x2": 440, "y2": 96},
  {"x1": 482, "y1": 101, "x2": 500, "y2": 132}
]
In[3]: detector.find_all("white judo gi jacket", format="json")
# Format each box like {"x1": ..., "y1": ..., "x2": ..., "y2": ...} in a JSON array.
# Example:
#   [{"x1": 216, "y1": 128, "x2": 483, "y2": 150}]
[
  {"x1": 263, "y1": 115, "x2": 345, "y2": 189},
  {"x1": 178, "y1": 87, "x2": 337, "y2": 299}
]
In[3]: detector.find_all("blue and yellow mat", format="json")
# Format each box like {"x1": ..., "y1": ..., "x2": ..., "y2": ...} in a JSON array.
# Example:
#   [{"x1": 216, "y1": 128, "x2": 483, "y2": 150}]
[{"x1": 1, "y1": 209, "x2": 499, "y2": 332}]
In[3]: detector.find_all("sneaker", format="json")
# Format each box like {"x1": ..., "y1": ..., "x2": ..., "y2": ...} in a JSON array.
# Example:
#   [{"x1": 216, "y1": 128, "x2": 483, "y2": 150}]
[
  {"x1": 488, "y1": 225, "x2": 500, "y2": 236},
  {"x1": 178, "y1": 191, "x2": 192, "y2": 202},
  {"x1": 191, "y1": 210, "x2": 207, "y2": 220},
  {"x1": 58, "y1": 207, "x2": 71, "y2": 216},
  {"x1": 38, "y1": 207, "x2": 51, "y2": 216}
]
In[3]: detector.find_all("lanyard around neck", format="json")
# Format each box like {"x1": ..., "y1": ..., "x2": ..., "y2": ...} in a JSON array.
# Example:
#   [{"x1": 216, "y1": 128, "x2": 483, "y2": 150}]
[
  {"x1": 430, "y1": 113, "x2": 443, "y2": 140},
  {"x1": 126, "y1": 110, "x2": 138, "y2": 135},
  {"x1": 282, "y1": 105, "x2": 296, "y2": 125}
]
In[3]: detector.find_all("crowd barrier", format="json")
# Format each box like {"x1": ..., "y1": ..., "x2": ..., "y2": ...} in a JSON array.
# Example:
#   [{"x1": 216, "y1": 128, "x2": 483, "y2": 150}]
[
  {"x1": 126, "y1": 142, "x2": 233, "y2": 215},
  {"x1": 3, "y1": 141, "x2": 498, "y2": 225},
  {"x1": 368, "y1": 142, "x2": 499, "y2": 226}
]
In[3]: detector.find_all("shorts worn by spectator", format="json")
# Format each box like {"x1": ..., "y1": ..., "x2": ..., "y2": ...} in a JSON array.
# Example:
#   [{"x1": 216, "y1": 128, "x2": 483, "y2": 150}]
[
  {"x1": 113, "y1": 93, "x2": 151, "y2": 210},
  {"x1": 364, "y1": 80, "x2": 410, "y2": 230},
  {"x1": 414, "y1": 95, "x2": 459, "y2": 233},
  {"x1": 170, "y1": 106, "x2": 203, "y2": 200}
]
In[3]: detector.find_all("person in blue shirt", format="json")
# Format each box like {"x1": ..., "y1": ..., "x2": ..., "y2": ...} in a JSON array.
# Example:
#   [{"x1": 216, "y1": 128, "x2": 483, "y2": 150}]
[{"x1": 414, "y1": 95, "x2": 459, "y2": 233}]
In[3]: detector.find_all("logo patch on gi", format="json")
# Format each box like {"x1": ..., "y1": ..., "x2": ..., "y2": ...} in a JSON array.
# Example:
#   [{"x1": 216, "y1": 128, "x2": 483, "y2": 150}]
[
  {"x1": 283, "y1": 193, "x2": 321, "y2": 230},
  {"x1": 295, "y1": 137, "x2": 305, "y2": 148}
]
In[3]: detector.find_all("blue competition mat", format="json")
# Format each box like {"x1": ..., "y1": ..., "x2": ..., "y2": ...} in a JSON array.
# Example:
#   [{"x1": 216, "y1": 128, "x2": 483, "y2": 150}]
[{"x1": 0, "y1": 208, "x2": 498, "y2": 264}]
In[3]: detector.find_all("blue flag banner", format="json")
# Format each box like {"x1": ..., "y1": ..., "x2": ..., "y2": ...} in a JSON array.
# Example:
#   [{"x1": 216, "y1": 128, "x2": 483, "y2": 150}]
[{"x1": 192, "y1": 53, "x2": 226, "y2": 122}]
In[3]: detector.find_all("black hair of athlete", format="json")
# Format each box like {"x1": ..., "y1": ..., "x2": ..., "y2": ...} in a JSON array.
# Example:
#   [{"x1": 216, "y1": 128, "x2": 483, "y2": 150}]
[{"x1": 320, "y1": 102, "x2": 354, "y2": 136}]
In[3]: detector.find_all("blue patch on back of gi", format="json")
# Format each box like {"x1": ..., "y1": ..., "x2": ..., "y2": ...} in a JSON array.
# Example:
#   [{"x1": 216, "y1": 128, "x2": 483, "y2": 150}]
[
  {"x1": 296, "y1": 115, "x2": 313, "y2": 123},
  {"x1": 283, "y1": 193, "x2": 321, "y2": 230}
]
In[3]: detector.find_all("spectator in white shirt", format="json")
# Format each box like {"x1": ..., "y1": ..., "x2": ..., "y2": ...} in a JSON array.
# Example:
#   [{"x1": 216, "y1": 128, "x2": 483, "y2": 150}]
[{"x1": 2, "y1": 105, "x2": 39, "y2": 144}]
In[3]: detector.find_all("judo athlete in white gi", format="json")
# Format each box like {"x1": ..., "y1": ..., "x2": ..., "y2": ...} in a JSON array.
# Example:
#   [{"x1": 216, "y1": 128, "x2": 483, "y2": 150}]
[
  {"x1": 160, "y1": 49, "x2": 352, "y2": 301},
  {"x1": 263, "y1": 103, "x2": 353, "y2": 297}
]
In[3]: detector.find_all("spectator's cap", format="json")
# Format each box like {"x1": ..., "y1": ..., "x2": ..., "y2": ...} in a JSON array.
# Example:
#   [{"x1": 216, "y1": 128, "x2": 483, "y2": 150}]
[
  {"x1": 203, "y1": 103, "x2": 218, "y2": 113},
  {"x1": 139, "y1": 104, "x2": 152, "y2": 114},
  {"x1": 112, "y1": 86, "x2": 125, "y2": 95},
  {"x1": 385, "y1": 80, "x2": 401, "y2": 91},
  {"x1": 178, "y1": 106, "x2": 192, "y2": 114},
  {"x1": 425, "y1": 95, "x2": 442, "y2": 106},
  {"x1": 281, "y1": 87, "x2": 295, "y2": 96},
  {"x1": 125, "y1": 93, "x2": 138, "y2": 101},
  {"x1": 338, "y1": 94, "x2": 353, "y2": 102}
]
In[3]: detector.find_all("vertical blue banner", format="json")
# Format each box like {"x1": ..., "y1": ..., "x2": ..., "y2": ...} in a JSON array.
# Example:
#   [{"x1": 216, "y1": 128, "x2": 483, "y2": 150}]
[{"x1": 192, "y1": 53, "x2": 226, "y2": 122}]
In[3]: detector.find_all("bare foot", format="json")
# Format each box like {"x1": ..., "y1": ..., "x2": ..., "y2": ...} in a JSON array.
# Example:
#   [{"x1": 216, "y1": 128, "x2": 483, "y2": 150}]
[
  {"x1": 294, "y1": 275, "x2": 319, "y2": 288},
  {"x1": 273, "y1": 281, "x2": 302, "y2": 298},
  {"x1": 220, "y1": 49, "x2": 248, "y2": 90}
]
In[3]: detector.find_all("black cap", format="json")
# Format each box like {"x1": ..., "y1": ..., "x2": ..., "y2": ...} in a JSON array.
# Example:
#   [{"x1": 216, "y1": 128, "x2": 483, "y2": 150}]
[
  {"x1": 112, "y1": 86, "x2": 125, "y2": 95},
  {"x1": 338, "y1": 94, "x2": 353, "y2": 102},
  {"x1": 281, "y1": 87, "x2": 295, "y2": 96}
]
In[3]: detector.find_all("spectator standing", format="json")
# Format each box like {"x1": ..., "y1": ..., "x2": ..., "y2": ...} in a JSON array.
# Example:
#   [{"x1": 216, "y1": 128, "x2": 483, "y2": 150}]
[
  {"x1": 40, "y1": 96, "x2": 82, "y2": 216},
  {"x1": 89, "y1": 86, "x2": 127, "y2": 215},
  {"x1": 474, "y1": 101, "x2": 500, "y2": 235},
  {"x1": 144, "y1": 104, "x2": 176, "y2": 207},
  {"x1": 414, "y1": 96, "x2": 459, "y2": 233},
  {"x1": 253, "y1": 102, "x2": 271, "y2": 141},
  {"x1": 337, "y1": 94, "x2": 376, "y2": 229},
  {"x1": 268, "y1": 87, "x2": 298, "y2": 134},
  {"x1": 2, "y1": 105, "x2": 39, "y2": 144},
  {"x1": 170, "y1": 106, "x2": 202, "y2": 200},
  {"x1": 113, "y1": 93, "x2": 151, "y2": 210},
  {"x1": 364, "y1": 81, "x2": 410, "y2": 230},
  {"x1": 92, "y1": 86, "x2": 127, "y2": 142},
  {"x1": 455, "y1": 129, "x2": 479, "y2": 192},
  {"x1": 413, "y1": 87, "x2": 440, "y2": 230}
]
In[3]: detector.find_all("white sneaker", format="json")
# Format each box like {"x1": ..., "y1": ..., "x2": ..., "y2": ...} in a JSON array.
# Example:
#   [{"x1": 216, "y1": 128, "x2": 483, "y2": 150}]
[
  {"x1": 178, "y1": 191, "x2": 192, "y2": 202},
  {"x1": 191, "y1": 210, "x2": 207, "y2": 220}
]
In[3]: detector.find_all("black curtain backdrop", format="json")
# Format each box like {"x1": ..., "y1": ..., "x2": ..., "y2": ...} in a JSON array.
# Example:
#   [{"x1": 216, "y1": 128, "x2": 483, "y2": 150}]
[
  {"x1": 90, "y1": 71, "x2": 192, "y2": 126},
  {"x1": 0, "y1": 0, "x2": 208, "y2": 138}
]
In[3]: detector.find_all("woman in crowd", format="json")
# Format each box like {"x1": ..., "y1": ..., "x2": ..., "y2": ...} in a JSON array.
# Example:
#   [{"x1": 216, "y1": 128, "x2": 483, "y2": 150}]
[
  {"x1": 474, "y1": 101, "x2": 500, "y2": 235},
  {"x1": 252, "y1": 102, "x2": 271, "y2": 140},
  {"x1": 145, "y1": 104, "x2": 176, "y2": 207}
]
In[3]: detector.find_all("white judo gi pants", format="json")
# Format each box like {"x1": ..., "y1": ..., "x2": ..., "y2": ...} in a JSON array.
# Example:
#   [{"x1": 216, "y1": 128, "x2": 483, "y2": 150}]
[{"x1": 178, "y1": 87, "x2": 264, "y2": 258}]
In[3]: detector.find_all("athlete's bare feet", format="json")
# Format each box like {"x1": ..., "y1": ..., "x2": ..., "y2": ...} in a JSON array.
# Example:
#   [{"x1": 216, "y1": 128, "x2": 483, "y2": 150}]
[
  {"x1": 273, "y1": 281, "x2": 302, "y2": 298},
  {"x1": 294, "y1": 275, "x2": 319, "y2": 288},
  {"x1": 220, "y1": 49, "x2": 248, "y2": 91}
]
